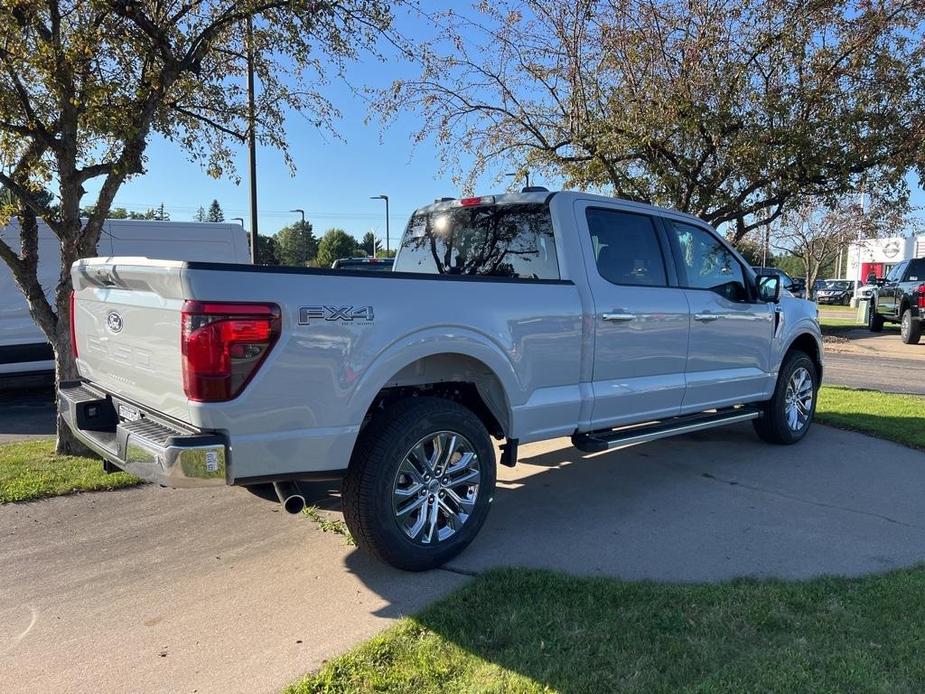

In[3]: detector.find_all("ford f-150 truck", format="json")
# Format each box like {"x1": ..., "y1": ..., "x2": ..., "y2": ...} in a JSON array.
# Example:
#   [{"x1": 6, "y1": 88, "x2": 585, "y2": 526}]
[{"x1": 59, "y1": 190, "x2": 822, "y2": 570}]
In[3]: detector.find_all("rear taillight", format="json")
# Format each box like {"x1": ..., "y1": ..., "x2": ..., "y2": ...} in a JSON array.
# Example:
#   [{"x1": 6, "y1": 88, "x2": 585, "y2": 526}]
[
  {"x1": 69, "y1": 291, "x2": 78, "y2": 358},
  {"x1": 181, "y1": 301, "x2": 281, "y2": 402},
  {"x1": 917, "y1": 284, "x2": 925, "y2": 309}
]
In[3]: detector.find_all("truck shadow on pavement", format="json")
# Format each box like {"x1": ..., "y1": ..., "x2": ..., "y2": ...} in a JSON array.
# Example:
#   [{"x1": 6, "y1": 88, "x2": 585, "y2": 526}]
[{"x1": 336, "y1": 421, "x2": 925, "y2": 617}]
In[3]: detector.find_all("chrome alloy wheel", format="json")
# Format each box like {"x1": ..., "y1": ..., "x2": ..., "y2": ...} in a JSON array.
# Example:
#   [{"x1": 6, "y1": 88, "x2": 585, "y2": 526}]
[
  {"x1": 784, "y1": 366, "x2": 814, "y2": 432},
  {"x1": 901, "y1": 311, "x2": 911, "y2": 340},
  {"x1": 391, "y1": 431, "x2": 481, "y2": 545}
]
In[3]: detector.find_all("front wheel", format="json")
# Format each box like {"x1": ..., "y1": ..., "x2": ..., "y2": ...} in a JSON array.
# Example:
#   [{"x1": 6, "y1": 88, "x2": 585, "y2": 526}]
[
  {"x1": 900, "y1": 309, "x2": 922, "y2": 344},
  {"x1": 342, "y1": 397, "x2": 496, "y2": 571},
  {"x1": 753, "y1": 351, "x2": 818, "y2": 445},
  {"x1": 868, "y1": 302, "x2": 884, "y2": 332}
]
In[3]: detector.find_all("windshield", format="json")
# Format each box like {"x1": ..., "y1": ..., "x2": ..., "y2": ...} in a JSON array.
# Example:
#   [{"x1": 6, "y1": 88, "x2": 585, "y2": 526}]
[
  {"x1": 394, "y1": 203, "x2": 559, "y2": 279},
  {"x1": 823, "y1": 281, "x2": 851, "y2": 290}
]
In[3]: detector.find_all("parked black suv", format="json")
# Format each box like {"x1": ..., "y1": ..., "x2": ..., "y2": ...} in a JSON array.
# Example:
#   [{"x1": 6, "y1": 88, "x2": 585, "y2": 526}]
[{"x1": 868, "y1": 257, "x2": 925, "y2": 344}]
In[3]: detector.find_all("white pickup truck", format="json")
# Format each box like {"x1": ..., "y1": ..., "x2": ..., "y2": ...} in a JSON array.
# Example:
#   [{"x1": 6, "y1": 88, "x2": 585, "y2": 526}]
[{"x1": 60, "y1": 190, "x2": 822, "y2": 570}]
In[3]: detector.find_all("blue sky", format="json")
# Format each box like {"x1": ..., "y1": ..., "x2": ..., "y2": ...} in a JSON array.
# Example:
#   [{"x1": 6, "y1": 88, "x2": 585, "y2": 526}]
[{"x1": 88, "y1": 5, "x2": 925, "y2": 247}]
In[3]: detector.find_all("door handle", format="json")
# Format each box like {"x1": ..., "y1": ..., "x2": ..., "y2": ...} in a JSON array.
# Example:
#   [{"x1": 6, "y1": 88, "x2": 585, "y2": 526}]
[
  {"x1": 602, "y1": 312, "x2": 636, "y2": 322},
  {"x1": 693, "y1": 313, "x2": 720, "y2": 322}
]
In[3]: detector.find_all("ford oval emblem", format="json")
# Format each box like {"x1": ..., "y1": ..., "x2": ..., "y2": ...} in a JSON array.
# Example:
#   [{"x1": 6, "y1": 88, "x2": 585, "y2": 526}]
[{"x1": 106, "y1": 311, "x2": 124, "y2": 333}]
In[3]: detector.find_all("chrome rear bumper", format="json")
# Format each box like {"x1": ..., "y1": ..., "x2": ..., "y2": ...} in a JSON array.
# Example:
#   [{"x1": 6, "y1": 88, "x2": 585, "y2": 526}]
[{"x1": 58, "y1": 381, "x2": 228, "y2": 488}]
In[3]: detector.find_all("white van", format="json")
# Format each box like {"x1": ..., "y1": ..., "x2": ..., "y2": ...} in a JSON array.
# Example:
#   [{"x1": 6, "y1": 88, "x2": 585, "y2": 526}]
[{"x1": 1, "y1": 218, "x2": 250, "y2": 376}]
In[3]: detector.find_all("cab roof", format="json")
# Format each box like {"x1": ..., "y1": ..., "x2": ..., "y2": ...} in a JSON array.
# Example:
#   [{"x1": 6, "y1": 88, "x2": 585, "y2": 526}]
[{"x1": 413, "y1": 190, "x2": 708, "y2": 227}]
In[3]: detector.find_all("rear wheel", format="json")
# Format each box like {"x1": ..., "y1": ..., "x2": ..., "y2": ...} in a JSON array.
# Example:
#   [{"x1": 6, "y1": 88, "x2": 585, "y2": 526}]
[
  {"x1": 342, "y1": 397, "x2": 496, "y2": 571},
  {"x1": 753, "y1": 351, "x2": 818, "y2": 445},
  {"x1": 868, "y1": 302, "x2": 884, "y2": 332},
  {"x1": 900, "y1": 309, "x2": 922, "y2": 345}
]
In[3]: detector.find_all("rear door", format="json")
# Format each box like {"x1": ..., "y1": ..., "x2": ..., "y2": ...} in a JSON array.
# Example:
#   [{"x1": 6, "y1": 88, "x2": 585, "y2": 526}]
[
  {"x1": 72, "y1": 259, "x2": 190, "y2": 421},
  {"x1": 576, "y1": 202, "x2": 690, "y2": 428},
  {"x1": 664, "y1": 220, "x2": 775, "y2": 411}
]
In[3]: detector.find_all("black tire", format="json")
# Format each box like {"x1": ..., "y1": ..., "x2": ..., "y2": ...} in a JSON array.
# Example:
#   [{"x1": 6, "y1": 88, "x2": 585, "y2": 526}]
[
  {"x1": 900, "y1": 309, "x2": 922, "y2": 345},
  {"x1": 868, "y1": 302, "x2": 884, "y2": 332},
  {"x1": 753, "y1": 350, "x2": 818, "y2": 445},
  {"x1": 342, "y1": 397, "x2": 496, "y2": 571}
]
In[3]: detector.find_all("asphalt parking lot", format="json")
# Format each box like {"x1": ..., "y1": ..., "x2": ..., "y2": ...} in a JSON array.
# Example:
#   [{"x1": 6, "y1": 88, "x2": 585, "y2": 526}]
[{"x1": 3, "y1": 421, "x2": 925, "y2": 693}]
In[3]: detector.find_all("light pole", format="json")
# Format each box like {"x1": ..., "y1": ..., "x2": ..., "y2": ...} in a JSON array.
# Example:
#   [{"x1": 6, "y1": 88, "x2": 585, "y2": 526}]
[
  {"x1": 290, "y1": 208, "x2": 305, "y2": 228},
  {"x1": 370, "y1": 195, "x2": 389, "y2": 255},
  {"x1": 506, "y1": 171, "x2": 530, "y2": 189},
  {"x1": 246, "y1": 16, "x2": 258, "y2": 265}
]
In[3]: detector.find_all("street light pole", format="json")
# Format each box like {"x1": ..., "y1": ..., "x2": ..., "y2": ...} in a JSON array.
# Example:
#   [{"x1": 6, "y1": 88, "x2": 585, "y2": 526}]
[
  {"x1": 290, "y1": 208, "x2": 305, "y2": 228},
  {"x1": 370, "y1": 195, "x2": 389, "y2": 255},
  {"x1": 246, "y1": 16, "x2": 258, "y2": 265}
]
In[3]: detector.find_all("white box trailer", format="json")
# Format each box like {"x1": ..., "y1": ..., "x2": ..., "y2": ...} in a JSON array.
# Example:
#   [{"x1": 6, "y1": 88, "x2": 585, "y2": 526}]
[{"x1": 1, "y1": 218, "x2": 251, "y2": 376}]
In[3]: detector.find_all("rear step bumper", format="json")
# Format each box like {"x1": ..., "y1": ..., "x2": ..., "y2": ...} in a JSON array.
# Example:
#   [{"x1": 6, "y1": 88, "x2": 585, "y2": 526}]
[
  {"x1": 572, "y1": 407, "x2": 762, "y2": 453},
  {"x1": 58, "y1": 381, "x2": 228, "y2": 488}
]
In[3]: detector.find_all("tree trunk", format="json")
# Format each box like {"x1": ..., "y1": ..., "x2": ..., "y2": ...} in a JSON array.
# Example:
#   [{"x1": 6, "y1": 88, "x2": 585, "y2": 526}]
[{"x1": 51, "y1": 297, "x2": 91, "y2": 456}]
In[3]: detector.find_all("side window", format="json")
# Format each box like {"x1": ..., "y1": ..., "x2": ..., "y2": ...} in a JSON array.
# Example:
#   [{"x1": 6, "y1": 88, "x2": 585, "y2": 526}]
[
  {"x1": 904, "y1": 260, "x2": 923, "y2": 282},
  {"x1": 669, "y1": 221, "x2": 748, "y2": 302},
  {"x1": 584, "y1": 208, "x2": 667, "y2": 287},
  {"x1": 887, "y1": 262, "x2": 905, "y2": 282}
]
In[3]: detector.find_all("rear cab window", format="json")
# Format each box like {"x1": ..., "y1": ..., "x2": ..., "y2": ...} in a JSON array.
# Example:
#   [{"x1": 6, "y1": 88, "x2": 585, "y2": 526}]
[
  {"x1": 394, "y1": 202, "x2": 559, "y2": 280},
  {"x1": 584, "y1": 208, "x2": 668, "y2": 287}
]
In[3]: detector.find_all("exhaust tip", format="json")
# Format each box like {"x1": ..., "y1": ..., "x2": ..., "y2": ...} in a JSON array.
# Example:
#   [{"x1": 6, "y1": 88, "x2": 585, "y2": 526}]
[
  {"x1": 282, "y1": 494, "x2": 306, "y2": 515},
  {"x1": 273, "y1": 481, "x2": 306, "y2": 515}
]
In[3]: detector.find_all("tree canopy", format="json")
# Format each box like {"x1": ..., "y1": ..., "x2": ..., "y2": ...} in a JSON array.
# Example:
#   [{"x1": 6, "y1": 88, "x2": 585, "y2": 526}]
[
  {"x1": 276, "y1": 219, "x2": 317, "y2": 265},
  {"x1": 382, "y1": 0, "x2": 925, "y2": 240},
  {"x1": 316, "y1": 227, "x2": 359, "y2": 267},
  {"x1": 206, "y1": 199, "x2": 225, "y2": 223},
  {"x1": 359, "y1": 231, "x2": 381, "y2": 257}
]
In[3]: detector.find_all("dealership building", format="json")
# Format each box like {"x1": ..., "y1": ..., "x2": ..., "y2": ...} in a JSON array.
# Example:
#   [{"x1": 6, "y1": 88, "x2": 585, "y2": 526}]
[{"x1": 846, "y1": 235, "x2": 925, "y2": 284}]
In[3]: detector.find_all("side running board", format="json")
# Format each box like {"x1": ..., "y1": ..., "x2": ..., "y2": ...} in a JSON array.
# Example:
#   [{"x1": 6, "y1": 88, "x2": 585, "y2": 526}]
[{"x1": 572, "y1": 407, "x2": 762, "y2": 453}]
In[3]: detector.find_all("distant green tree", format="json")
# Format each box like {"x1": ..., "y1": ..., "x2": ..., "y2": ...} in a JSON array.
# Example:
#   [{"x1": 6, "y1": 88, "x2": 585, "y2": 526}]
[
  {"x1": 360, "y1": 231, "x2": 381, "y2": 257},
  {"x1": 773, "y1": 255, "x2": 804, "y2": 278},
  {"x1": 276, "y1": 221, "x2": 317, "y2": 266},
  {"x1": 731, "y1": 237, "x2": 765, "y2": 266},
  {"x1": 79, "y1": 205, "x2": 165, "y2": 220},
  {"x1": 194, "y1": 206, "x2": 206, "y2": 222},
  {"x1": 255, "y1": 234, "x2": 280, "y2": 265},
  {"x1": 316, "y1": 228, "x2": 359, "y2": 267},
  {"x1": 206, "y1": 199, "x2": 224, "y2": 223}
]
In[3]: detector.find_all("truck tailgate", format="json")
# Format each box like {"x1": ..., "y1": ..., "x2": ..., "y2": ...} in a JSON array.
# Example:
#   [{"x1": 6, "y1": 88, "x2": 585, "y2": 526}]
[{"x1": 72, "y1": 258, "x2": 190, "y2": 421}]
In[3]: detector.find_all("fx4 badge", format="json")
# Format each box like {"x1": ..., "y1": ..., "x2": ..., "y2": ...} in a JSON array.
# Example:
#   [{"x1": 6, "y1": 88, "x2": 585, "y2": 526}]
[{"x1": 299, "y1": 305, "x2": 374, "y2": 325}]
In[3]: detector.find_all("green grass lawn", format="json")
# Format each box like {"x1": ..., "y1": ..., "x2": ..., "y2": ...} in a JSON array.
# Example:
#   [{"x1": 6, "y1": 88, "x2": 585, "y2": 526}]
[
  {"x1": 0, "y1": 439, "x2": 140, "y2": 503},
  {"x1": 817, "y1": 386, "x2": 925, "y2": 451},
  {"x1": 287, "y1": 566, "x2": 925, "y2": 693}
]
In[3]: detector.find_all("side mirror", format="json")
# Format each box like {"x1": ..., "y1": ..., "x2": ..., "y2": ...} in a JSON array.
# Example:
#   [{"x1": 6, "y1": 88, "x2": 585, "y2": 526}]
[
  {"x1": 866, "y1": 272, "x2": 878, "y2": 285},
  {"x1": 756, "y1": 274, "x2": 781, "y2": 303}
]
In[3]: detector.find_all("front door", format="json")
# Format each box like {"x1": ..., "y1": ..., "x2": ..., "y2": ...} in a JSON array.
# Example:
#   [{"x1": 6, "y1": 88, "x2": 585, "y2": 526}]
[
  {"x1": 576, "y1": 202, "x2": 690, "y2": 429},
  {"x1": 877, "y1": 261, "x2": 907, "y2": 319},
  {"x1": 664, "y1": 220, "x2": 775, "y2": 411}
]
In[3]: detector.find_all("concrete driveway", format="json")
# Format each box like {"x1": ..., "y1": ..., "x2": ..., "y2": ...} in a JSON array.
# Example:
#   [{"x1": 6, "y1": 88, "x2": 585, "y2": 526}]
[{"x1": 2, "y1": 422, "x2": 925, "y2": 694}]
